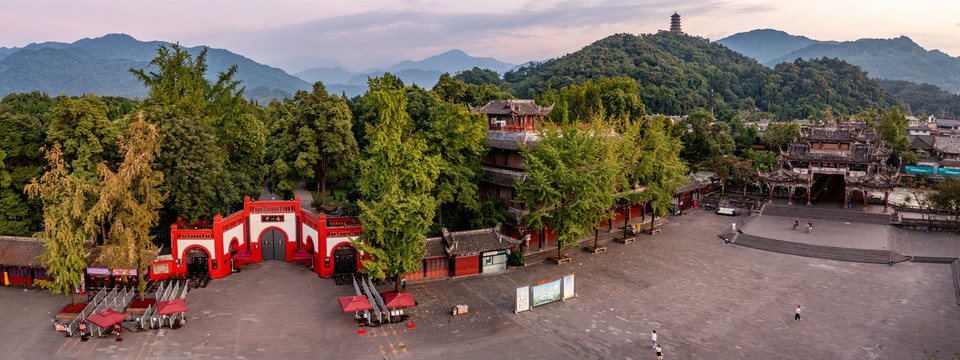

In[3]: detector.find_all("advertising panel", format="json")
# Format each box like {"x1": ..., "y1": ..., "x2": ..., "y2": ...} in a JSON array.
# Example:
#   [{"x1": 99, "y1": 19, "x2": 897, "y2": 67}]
[
  {"x1": 532, "y1": 280, "x2": 562, "y2": 307},
  {"x1": 516, "y1": 286, "x2": 530, "y2": 313},
  {"x1": 562, "y1": 274, "x2": 576, "y2": 299}
]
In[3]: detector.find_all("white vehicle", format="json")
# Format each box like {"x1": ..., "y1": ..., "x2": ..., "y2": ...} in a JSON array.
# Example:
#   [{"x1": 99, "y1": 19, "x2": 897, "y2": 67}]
[{"x1": 716, "y1": 207, "x2": 737, "y2": 216}]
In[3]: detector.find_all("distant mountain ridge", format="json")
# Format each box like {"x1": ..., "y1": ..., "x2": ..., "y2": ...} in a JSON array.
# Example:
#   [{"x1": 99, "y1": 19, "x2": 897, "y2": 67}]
[
  {"x1": 0, "y1": 33, "x2": 310, "y2": 103},
  {"x1": 715, "y1": 29, "x2": 828, "y2": 63},
  {"x1": 294, "y1": 49, "x2": 517, "y2": 97},
  {"x1": 717, "y1": 29, "x2": 960, "y2": 93}
]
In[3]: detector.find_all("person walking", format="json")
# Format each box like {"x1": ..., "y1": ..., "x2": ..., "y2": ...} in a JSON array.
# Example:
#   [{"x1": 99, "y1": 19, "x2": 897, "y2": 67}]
[
  {"x1": 793, "y1": 218, "x2": 799, "y2": 230},
  {"x1": 795, "y1": 305, "x2": 802, "y2": 321},
  {"x1": 655, "y1": 344, "x2": 663, "y2": 359},
  {"x1": 806, "y1": 221, "x2": 813, "y2": 233},
  {"x1": 731, "y1": 222, "x2": 737, "y2": 234},
  {"x1": 651, "y1": 330, "x2": 657, "y2": 347}
]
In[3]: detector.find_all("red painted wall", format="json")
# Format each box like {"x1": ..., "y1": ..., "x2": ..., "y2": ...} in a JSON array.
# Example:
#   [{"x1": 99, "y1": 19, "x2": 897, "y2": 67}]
[{"x1": 453, "y1": 255, "x2": 480, "y2": 277}]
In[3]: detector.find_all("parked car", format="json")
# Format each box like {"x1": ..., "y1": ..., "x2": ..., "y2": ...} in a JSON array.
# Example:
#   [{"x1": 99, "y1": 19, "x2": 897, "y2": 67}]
[{"x1": 716, "y1": 207, "x2": 737, "y2": 216}]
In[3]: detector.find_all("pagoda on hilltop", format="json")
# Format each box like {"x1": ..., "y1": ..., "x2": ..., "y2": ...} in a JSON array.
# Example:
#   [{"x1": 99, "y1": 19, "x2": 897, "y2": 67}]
[
  {"x1": 759, "y1": 121, "x2": 900, "y2": 210},
  {"x1": 670, "y1": 13, "x2": 682, "y2": 33}
]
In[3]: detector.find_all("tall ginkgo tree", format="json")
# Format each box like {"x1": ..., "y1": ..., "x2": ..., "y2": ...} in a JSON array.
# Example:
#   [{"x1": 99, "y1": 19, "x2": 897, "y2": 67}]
[
  {"x1": 86, "y1": 117, "x2": 166, "y2": 299},
  {"x1": 25, "y1": 145, "x2": 95, "y2": 305}
]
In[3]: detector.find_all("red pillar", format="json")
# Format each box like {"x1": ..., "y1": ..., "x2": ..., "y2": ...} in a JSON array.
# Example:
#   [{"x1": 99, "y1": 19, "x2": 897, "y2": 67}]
[
  {"x1": 769, "y1": 186, "x2": 773, "y2": 202},
  {"x1": 806, "y1": 187, "x2": 811, "y2": 205}
]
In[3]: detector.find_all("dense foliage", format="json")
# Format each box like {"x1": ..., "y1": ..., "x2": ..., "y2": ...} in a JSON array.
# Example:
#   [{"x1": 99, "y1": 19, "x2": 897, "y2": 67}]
[
  {"x1": 878, "y1": 79, "x2": 960, "y2": 118},
  {"x1": 504, "y1": 32, "x2": 900, "y2": 121}
]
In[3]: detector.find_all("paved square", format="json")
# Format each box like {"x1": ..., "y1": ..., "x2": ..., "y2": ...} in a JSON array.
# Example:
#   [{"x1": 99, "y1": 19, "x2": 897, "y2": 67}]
[{"x1": 2, "y1": 210, "x2": 958, "y2": 359}]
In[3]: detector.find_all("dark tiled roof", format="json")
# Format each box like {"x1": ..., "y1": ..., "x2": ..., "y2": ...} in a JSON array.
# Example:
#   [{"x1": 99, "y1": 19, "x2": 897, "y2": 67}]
[
  {"x1": 442, "y1": 227, "x2": 521, "y2": 256},
  {"x1": 0, "y1": 236, "x2": 45, "y2": 267},
  {"x1": 486, "y1": 130, "x2": 540, "y2": 150},
  {"x1": 470, "y1": 100, "x2": 553, "y2": 116},
  {"x1": 760, "y1": 166, "x2": 802, "y2": 183},
  {"x1": 934, "y1": 137, "x2": 960, "y2": 154},
  {"x1": 937, "y1": 119, "x2": 960, "y2": 127},
  {"x1": 783, "y1": 142, "x2": 892, "y2": 163},
  {"x1": 909, "y1": 135, "x2": 934, "y2": 149},
  {"x1": 423, "y1": 237, "x2": 447, "y2": 258},
  {"x1": 482, "y1": 167, "x2": 525, "y2": 187}
]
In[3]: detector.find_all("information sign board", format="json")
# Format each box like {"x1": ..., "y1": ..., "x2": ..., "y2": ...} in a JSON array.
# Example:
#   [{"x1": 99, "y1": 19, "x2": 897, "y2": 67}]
[
  {"x1": 516, "y1": 286, "x2": 530, "y2": 313},
  {"x1": 532, "y1": 280, "x2": 562, "y2": 307},
  {"x1": 562, "y1": 274, "x2": 576, "y2": 299}
]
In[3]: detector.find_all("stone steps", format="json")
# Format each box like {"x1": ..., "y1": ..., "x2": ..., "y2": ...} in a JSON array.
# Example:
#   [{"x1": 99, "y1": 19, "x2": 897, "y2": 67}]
[
  {"x1": 761, "y1": 204, "x2": 891, "y2": 225},
  {"x1": 953, "y1": 259, "x2": 960, "y2": 305},
  {"x1": 732, "y1": 234, "x2": 906, "y2": 264}
]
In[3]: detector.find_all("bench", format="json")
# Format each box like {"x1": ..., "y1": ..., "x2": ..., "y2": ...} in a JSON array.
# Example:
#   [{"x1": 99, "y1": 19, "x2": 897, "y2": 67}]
[
  {"x1": 551, "y1": 256, "x2": 573, "y2": 265},
  {"x1": 587, "y1": 246, "x2": 606, "y2": 253},
  {"x1": 617, "y1": 237, "x2": 636, "y2": 244},
  {"x1": 644, "y1": 229, "x2": 661, "y2": 235}
]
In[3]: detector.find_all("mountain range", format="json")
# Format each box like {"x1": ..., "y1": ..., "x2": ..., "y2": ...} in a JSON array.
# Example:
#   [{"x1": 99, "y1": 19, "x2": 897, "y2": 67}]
[
  {"x1": 0, "y1": 34, "x2": 519, "y2": 101},
  {"x1": 717, "y1": 29, "x2": 960, "y2": 94}
]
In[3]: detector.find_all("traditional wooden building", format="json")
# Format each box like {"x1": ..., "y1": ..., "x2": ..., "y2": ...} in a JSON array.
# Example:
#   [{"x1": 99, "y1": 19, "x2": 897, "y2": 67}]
[
  {"x1": 759, "y1": 122, "x2": 900, "y2": 210},
  {"x1": 471, "y1": 100, "x2": 551, "y2": 241},
  {"x1": 0, "y1": 236, "x2": 52, "y2": 288},
  {"x1": 403, "y1": 226, "x2": 521, "y2": 280}
]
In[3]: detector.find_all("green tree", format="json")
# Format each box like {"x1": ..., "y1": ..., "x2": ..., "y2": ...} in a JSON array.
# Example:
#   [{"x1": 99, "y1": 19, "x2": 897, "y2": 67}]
[
  {"x1": 929, "y1": 177, "x2": 960, "y2": 220},
  {"x1": 0, "y1": 114, "x2": 46, "y2": 235},
  {"x1": 353, "y1": 77, "x2": 441, "y2": 292},
  {"x1": 876, "y1": 106, "x2": 910, "y2": 152},
  {"x1": 24, "y1": 145, "x2": 95, "y2": 304},
  {"x1": 635, "y1": 116, "x2": 688, "y2": 232},
  {"x1": 760, "y1": 122, "x2": 802, "y2": 151},
  {"x1": 419, "y1": 93, "x2": 488, "y2": 224},
  {"x1": 268, "y1": 82, "x2": 357, "y2": 202},
  {"x1": 131, "y1": 43, "x2": 262, "y2": 221},
  {"x1": 515, "y1": 123, "x2": 618, "y2": 261},
  {"x1": 677, "y1": 110, "x2": 733, "y2": 167},
  {"x1": 86, "y1": 118, "x2": 165, "y2": 299},
  {"x1": 46, "y1": 94, "x2": 119, "y2": 182},
  {"x1": 432, "y1": 73, "x2": 512, "y2": 107},
  {"x1": 454, "y1": 67, "x2": 502, "y2": 86}
]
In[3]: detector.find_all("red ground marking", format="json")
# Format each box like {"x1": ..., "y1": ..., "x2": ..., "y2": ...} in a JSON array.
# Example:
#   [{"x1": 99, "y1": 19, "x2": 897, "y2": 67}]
[
  {"x1": 358, "y1": 329, "x2": 366, "y2": 335},
  {"x1": 406, "y1": 323, "x2": 415, "y2": 329}
]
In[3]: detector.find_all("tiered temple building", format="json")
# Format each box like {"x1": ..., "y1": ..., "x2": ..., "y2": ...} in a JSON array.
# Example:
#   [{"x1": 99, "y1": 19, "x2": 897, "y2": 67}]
[
  {"x1": 760, "y1": 122, "x2": 900, "y2": 210},
  {"x1": 670, "y1": 12, "x2": 682, "y2": 33}
]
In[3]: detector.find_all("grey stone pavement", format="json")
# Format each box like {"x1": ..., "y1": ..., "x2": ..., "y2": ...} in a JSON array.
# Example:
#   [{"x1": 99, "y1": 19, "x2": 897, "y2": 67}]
[
  {"x1": 2, "y1": 210, "x2": 960, "y2": 359},
  {"x1": 740, "y1": 215, "x2": 893, "y2": 250}
]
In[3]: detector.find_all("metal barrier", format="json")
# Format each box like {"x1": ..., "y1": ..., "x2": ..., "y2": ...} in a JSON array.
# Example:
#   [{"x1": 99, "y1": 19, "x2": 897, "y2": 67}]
[
  {"x1": 352, "y1": 277, "x2": 372, "y2": 325},
  {"x1": 366, "y1": 277, "x2": 389, "y2": 323},
  {"x1": 359, "y1": 277, "x2": 383, "y2": 325},
  {"x1": 66, "y1": 288, "x2": 109, "y2": 336}
]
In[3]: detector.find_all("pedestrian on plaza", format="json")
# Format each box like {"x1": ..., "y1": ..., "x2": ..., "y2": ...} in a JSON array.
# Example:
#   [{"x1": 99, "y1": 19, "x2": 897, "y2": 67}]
[
  {"x1": 795, "y1": 305, "x2": 802, "y2": 321},
  {"x1": 807, "y1": 221, "x2": 813, "y2": 233},
  {"x1": 651, "y1": 330, "x2": 657, "y2": 347},
  {"x1": 793, "y1": 218, "x2": 799, "y2": 230},
  {"x1": 731, "y1": 222, "x2": 737, "y2": 234},
  {"x1": 655, "y1": 344, "x2": 663, "y2": 359}
]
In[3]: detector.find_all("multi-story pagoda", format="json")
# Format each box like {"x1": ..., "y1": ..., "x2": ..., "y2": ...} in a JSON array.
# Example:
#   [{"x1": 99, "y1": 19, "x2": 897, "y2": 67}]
[
  {"x1": 470, "y1": 100, "x2": 553, "y2": 239},
  {"x1": 759, "y1": 122, "x2": 901, "y2": 210},
  {"x1": 670, "y1": 13, "x2": 682, "y2": 33}
]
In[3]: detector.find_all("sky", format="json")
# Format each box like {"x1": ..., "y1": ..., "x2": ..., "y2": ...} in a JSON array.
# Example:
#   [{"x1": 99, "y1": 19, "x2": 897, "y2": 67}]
[{"x1": 2, "y1": 0, "x2": 959, "y2": 72}]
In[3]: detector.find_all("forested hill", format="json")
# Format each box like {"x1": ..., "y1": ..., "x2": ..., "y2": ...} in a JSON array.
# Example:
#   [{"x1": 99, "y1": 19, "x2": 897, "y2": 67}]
[
  {"x1": 503, "y1": 32, "x2": 900, "y2": 120},
  {"x1": 0, "y1": 33, "x2": 308, "y2": 102},
  {"x1": 765, "y1": 36, "x2": 960, "y2": 94}
]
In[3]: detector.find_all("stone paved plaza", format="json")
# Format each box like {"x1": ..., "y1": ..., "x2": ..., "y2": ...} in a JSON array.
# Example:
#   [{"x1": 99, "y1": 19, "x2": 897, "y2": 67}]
[{"x1": 1, "y1": 210, "x2": 959, "y2": 359}]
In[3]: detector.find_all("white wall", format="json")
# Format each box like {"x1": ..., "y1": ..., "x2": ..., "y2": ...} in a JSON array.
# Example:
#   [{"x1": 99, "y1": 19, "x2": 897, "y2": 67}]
[
  {"x1": 250, "y1": 213, "x2": 298, "y2": 243},
  {"x1": 303, "y1": 224, "x2": 319, "y2": 251},
  {"x1": 223, "y1": 224, "x2": 244, "y2": 250},
  {"x1": 179, "y1": 239, "x2": 217, "y2": 260},
  {"x1": 326, "y1": 237, "x2": 354, "y2": 255}
]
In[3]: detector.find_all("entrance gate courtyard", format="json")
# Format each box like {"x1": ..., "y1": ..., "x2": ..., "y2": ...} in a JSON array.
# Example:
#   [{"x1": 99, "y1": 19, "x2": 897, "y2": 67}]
[{"x1": 259, "y1": 229, "x2": 287, "y2": 261}]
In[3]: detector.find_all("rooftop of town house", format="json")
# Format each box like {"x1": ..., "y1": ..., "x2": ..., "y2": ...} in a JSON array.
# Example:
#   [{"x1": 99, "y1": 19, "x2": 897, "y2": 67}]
[
  {"x1": 933, "y1": 136, "x2": 960, "y2": 154},
  {"x1": 781, "y1": 141, "x2": 893, "y2": 163}
]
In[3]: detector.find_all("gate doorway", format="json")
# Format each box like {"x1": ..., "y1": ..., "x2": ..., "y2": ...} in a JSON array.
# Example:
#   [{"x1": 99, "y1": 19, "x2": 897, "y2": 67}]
[
  {"x1": 260, "y1": 229, "x2": 287, "y2": 261},
  {"x1": 333, "y1": 244, "x2": 357, "y2": 277},
  {"x1": 185, "y1": 247, "x2": 210, "y2": 278}
]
